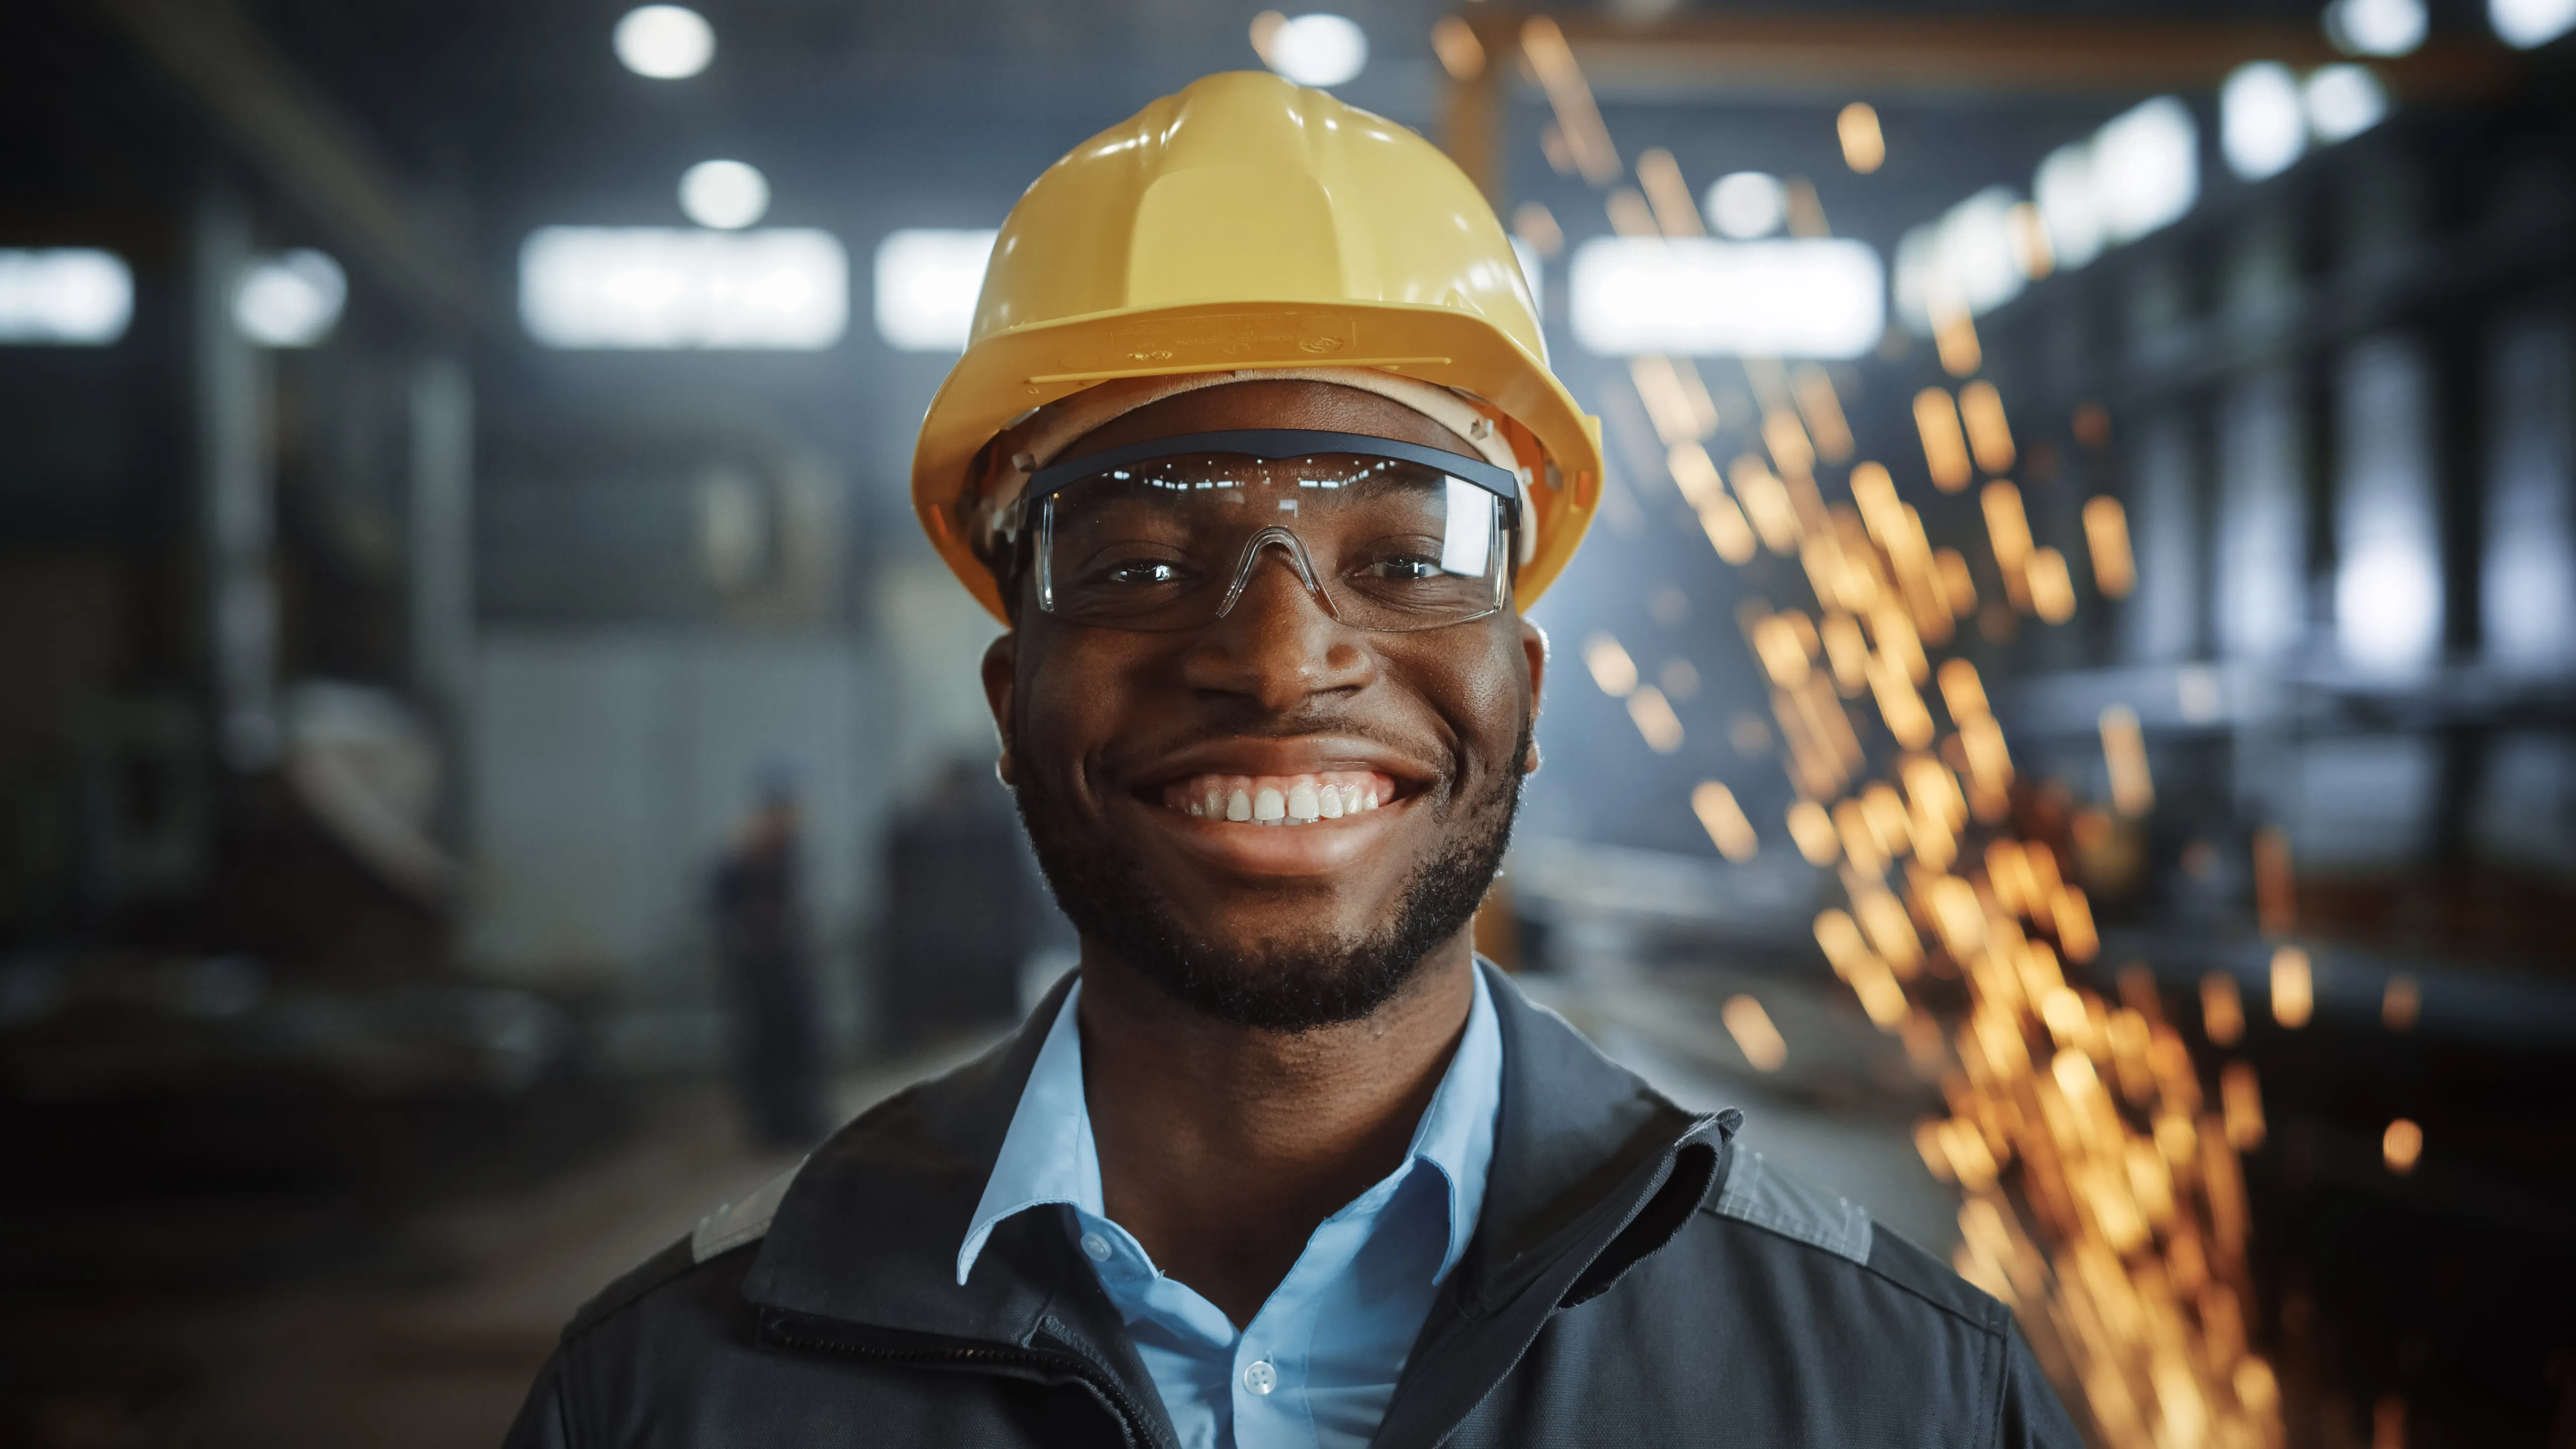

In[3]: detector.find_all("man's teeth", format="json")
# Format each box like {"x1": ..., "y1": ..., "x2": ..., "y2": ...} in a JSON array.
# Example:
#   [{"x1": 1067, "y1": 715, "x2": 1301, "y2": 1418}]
[{"x1": 1164, "y1": 772, "x2": 1392, "y2": 825}]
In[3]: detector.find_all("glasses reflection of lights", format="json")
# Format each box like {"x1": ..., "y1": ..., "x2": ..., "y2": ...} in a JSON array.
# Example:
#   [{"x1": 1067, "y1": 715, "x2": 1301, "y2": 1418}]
[{"x1": 1019, "y1": 429, "x2": 1521, "y2": 528}]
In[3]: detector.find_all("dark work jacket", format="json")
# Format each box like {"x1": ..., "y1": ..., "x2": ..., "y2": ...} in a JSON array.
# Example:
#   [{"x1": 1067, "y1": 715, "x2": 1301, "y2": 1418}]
[{"x1": 504, "y1": 965, "x2": 2083, "y2": 1448}]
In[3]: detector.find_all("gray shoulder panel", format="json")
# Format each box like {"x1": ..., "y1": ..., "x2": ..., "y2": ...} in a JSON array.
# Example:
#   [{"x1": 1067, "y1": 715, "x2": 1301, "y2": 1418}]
[
  {"x1": 690, "y1": 1156, "x2": 807, "y2": 1263},
  {"x1": 1711, "y1": 1148, "x2": 1873, "y2": 1265}
]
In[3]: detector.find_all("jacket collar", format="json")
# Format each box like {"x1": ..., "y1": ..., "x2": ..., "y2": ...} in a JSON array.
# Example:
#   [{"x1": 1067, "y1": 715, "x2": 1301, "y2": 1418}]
[{"x1": 740, "y1": 962, "x2": 1736, "y2": 1357}]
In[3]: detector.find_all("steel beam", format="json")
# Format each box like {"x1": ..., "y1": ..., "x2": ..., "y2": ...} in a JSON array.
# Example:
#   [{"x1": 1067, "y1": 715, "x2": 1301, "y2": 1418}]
[
  {"x1": 90, "y1": 0, "x2": 479, "y2": 331},
  {"x1": 1537, "y1": 10, "x2": 2518, "y2": 102}
]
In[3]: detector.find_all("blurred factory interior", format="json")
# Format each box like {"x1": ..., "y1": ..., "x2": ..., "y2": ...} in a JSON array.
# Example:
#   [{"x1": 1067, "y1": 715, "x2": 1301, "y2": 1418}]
[{"x1": 3, "y1": 0, "x2": 2573, "y2": 1444}]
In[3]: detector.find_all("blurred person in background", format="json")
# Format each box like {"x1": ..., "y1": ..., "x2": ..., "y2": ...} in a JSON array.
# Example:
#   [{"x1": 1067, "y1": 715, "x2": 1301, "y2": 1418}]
[
  {"x1": 506, "y1": 73, "x2": 2077, "y2": 1448},
  {"x1": 709, "y1": 764, "x2": 825, "y2": 1148},
  {"x1": 879, "y1": 756, "x2": 1050, "y2": 1039}
]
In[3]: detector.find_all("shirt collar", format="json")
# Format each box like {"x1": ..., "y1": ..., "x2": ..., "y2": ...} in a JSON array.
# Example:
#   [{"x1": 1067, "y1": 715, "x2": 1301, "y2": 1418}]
[{"x1": 956, "y1": 962, "x2": 1504, "y2": 1287}]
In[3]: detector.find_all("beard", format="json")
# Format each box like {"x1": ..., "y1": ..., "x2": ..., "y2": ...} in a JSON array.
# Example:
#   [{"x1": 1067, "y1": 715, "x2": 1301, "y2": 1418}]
[{"x1": 1011, "y1": 730, "x2": 1527, "y2": 1034}]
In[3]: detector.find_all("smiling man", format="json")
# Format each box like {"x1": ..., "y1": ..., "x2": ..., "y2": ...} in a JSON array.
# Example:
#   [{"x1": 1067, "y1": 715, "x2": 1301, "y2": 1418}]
[{"x1": 505, "y1": 72, "x2": 2079, "y2": 1449}]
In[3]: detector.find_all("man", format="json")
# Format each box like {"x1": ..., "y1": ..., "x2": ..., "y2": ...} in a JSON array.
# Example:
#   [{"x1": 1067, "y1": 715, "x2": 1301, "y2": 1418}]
[
  {"x1": 506, "y1": 72, "x2": 2080, "y2": 1448},
  {"x1": 709, "y1": 768, "x2": 827, "y2": 1147}
]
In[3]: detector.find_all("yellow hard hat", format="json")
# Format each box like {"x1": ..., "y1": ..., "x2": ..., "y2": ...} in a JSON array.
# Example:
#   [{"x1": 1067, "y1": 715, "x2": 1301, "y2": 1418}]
[{"x1": 912, "y1": 69, "x2": 1603, "y2": 624}]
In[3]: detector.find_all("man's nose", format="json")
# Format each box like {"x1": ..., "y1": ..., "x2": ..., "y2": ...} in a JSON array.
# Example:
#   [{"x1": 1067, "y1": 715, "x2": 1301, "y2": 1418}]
[{"x1": 1181, "y1": 538, "x2": 1372, "y2": 710}]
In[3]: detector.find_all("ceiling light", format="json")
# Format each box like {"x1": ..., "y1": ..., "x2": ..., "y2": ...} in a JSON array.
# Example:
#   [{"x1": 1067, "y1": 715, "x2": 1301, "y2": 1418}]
[
  {"x1": 2303, "y1": 64, "x2": 2391, "y2": 143},
  {"x1": 234, "y1": 249, "x2": 347, "y2": 347},
  {"x1": 1569, "y1": 236, "x2": 1885, "y2": 359},
  {"x1": 2491, "y1": 0, "x2": 2576, "y2": 45},
  {"x1": 2032, "y1": 143, "x2": 2104, "y2": 271},
  {"x1": 0, "y1": 248, "x2": 133, "y2": 345},
  {"x1": 872, "y1": 228, "x2": 998, "y2": 352},
  {"x1": 521, "y1": 227, "x2": 847, "y2": 350},
  {"x1": 1264, "y1": 14, "x2": 1367, "y2": 88},
  {"x1": 679, "y1": 159, "x2": 770, "y2": 229},
  {"x1": 1704, "y1": 172, "x2": 1787, "y2": 239},
  {"x1": 1893, "y1": 186, "x2": 2031, "y2": 332},
  {"x1": 2222, "y1": 62, "x2": 2308, "y2": 180},
  {"x1": 2090, "y1": 96, "x2": 2199, "y2": 246},
  {"x1": 2324, "y1": 0, "x2": 2428, "y2": 55},
  {"x1": 614, "y1": 6, "x2": 714, "y2": 79}
]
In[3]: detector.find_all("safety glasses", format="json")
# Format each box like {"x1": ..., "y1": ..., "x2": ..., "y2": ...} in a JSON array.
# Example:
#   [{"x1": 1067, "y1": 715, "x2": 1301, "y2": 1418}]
[{"x1": 1017, "y1": 429, "x2": 1522, "y2": 634}]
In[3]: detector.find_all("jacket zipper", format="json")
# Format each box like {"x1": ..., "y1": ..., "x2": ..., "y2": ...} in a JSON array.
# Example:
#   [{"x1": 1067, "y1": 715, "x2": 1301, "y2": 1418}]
[{"x1": 763, "y1": 1317, "x2": 1162, "y2": 1449}]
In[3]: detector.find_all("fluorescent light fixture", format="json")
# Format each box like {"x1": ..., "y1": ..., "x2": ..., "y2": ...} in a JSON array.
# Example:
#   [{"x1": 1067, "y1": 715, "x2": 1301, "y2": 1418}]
[
  {"x1": 0, "y1": 248, "x2": 133, "y2": 345},
  {"x1": 1705, "y1": 172, "x2": 1787, "y2": 239},
  {"x1": 872, "y1": 228, "x2": 996, "y2": 352},
  {"x1": 1569, "y1": 236, "x2": 1884, "y2": 359},
  {"x1": 2304, "y1": 64, "x2": 2391, "y2": 144},
  {"x1": 2493, "y1": 0, "x2": 2576, "y2": 45},
  {"x1": 2022, "y1": 95, "x2": 2195, "y2": 274},
  {"x1": 2223, "y1": 62, "x2": 2308, "y2": 180},
  {"x1": 2336, "y1": 340, "x2": 2442, "y2": 669},
  {"x1": 234, "y1": 249, "x2": 346, "y2": 347},
  {"x1": 2091, "y1": 96, "x2": 2199, "y2": 246},
  {"x1": 2325, "y1": 0, "x2": 2427, "y2": 55},
  {"x1": 2339, "y1": 541, "x2": 2442, "y2": 667},
  {"x1": 2328, "y1": 0, "x2": 2421, "y2": 53},
  {"x1": 2033, "y1": 143, "x2": 2104, "y2": 271},
  {"x1": 679, "y1": 159, "x2": 769, "y2": 229},
  {"x1": 614, "y1": 5, "x2": 713, "y2": 78},
  {"x1": 520, "y1": 227, "x2": 847, "y2": 350},
  {"x1": 1265, "y1": 13, "x2": 1368, "y2": 87},
  {"x1": 1946, "y1": 188, "x2": 2023, "y2": 311},
  {"x1": 1893, "y1": 187, "x2": 2027, "y2": 331}
]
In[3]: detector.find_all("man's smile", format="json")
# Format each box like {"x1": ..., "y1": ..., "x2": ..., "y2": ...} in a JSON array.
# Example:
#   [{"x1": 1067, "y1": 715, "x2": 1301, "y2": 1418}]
[
  {"x1": 1158, "y1": 771, "x2": 1395, "y2": 823},
  {"x1": 1108, "y1": 735, "x2": 1440, "y2": 877}
]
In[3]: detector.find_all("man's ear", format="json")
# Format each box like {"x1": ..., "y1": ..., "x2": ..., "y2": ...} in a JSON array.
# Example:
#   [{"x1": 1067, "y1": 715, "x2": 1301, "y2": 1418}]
[
  {"x1": 1518, "y1": 618, "x2": 1548, "y2": 774},
  {"x1": 981, "y1": 630, "x2": 1020, "y2": 786}
]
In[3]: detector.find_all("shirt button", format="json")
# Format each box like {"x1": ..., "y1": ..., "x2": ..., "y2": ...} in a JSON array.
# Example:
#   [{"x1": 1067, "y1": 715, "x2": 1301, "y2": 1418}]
[
  {"x1": 1079, "y1": 1232, "x2": 1113, "y2": 1263},
  {"x1": 1241, "y1": 1359, "x2": 1278, "y2": 1396}
]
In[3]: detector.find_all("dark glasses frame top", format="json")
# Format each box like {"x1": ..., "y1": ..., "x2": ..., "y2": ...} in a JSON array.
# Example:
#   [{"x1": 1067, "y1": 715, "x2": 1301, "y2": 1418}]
[{"x1": 1021, "y1": 429, "x2": 1523, "y2": 524}]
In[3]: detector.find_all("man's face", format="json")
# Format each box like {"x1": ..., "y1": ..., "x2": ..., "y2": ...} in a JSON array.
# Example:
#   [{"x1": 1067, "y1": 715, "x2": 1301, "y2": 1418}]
[{"x1": 982, "y1": 380, "x2": 1547, "y2": 1032}]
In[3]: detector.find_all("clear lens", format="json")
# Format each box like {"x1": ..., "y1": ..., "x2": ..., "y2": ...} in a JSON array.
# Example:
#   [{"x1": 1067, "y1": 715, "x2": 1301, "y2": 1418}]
[{"x1": 1036, "y1": 451, "x2": 1509, "y2": 632}]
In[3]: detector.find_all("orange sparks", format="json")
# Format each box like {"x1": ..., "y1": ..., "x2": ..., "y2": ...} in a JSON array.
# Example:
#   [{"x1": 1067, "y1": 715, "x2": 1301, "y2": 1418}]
[
  {"x1": 1959, "y1": 380, "x2": 2017, "y2": 475},
  {"x1": 1693, "y1": 781, "x2": 1758, "y2": 861},
  {"x1": 2270, "y1": 946, "x2": 2312, "y2": 1028},
  {"x1": 2099, "y1": 705, "x2": 2154, "y2": 816},
  {"x1": 1429, "y1": 15, "x2": 1485, "y2": 80},
  {"x1": 1786, "y1": 800, "x2": 1839, "y2": 864},
  {"x1": 2082, "y1": 496, "x2": 2136, "y2": 598},
  {"x1": 1837, "y1": 102, "x2": 1886, "y2": 173},
  {"x1": 1914, "y1": 388, "x2": 1973, "y2": 492},
  {"x1": 2382, "y1": 1118, "x2": 2423, "y2": 1175},
  {"x1": 2201, "y1": 973, "x2": 2244, "y2": 1046},
  {"x1": 1582, "y1": 632, "x2": 1638, "y2": 697},
  {"x1": 1722, "y1": 994, "x2": 1789, "y2": 1071}
]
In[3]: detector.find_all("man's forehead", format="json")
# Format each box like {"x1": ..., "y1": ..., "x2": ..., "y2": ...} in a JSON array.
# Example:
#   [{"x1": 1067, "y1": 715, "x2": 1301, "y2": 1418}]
[{"x1": 1057, "y1": 378, "x2": 1480, "y2": 464}]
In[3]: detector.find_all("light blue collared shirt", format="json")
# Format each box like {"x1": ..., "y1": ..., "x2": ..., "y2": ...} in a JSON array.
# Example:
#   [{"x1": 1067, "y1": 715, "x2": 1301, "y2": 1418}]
[{"x1": 957, "y1": 967, "x2": 1503, "y2": 1449}]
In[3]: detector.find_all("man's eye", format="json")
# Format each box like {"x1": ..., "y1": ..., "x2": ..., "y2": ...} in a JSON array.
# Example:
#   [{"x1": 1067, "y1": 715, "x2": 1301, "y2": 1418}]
[
  {"x1": 1104, "y1": 560, "x2": 1182, "y2": 586},
  {"x1": 1364, "y1": 555, "x2": 1444, "y2": 582}
]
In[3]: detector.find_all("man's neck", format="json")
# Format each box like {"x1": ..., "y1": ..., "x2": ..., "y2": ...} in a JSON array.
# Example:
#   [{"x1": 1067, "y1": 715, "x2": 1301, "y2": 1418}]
[{"x1": 1073, "y1": 936, "x2": 1480, "y2": 1328}]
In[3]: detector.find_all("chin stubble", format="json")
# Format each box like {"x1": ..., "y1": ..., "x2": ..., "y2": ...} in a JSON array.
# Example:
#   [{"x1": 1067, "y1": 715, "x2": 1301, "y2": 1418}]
[{"x1": 1010, "y1": 730, "x2": 1528, "y2": 1034}]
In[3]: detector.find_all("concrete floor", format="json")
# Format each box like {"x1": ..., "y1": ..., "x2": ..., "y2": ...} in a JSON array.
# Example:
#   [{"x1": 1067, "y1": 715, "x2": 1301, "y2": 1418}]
[{"x1": 1, "y1": 964, "x2": 1957, "y2": 1448}]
